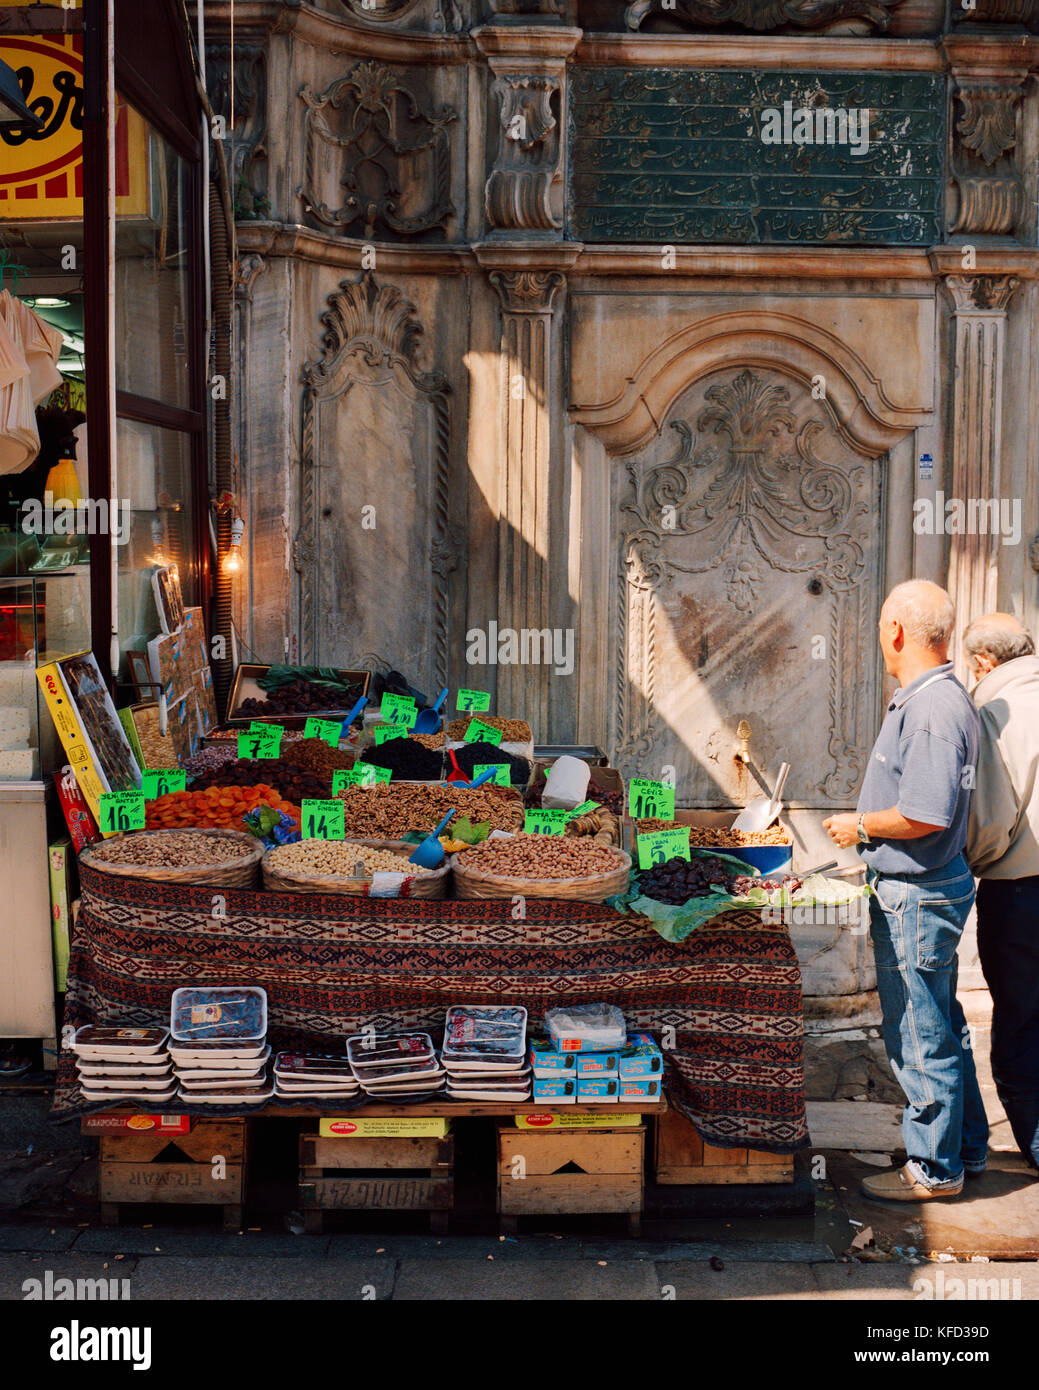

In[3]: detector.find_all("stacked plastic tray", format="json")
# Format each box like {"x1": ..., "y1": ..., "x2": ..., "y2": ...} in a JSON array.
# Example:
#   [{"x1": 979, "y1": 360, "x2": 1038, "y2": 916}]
[
  {"x1": 345, "y1": 1033, "x2": 446, "y2": 1099},
  {"x1": 72, "y1": 1026, "x2": 176, "y2": 1104},
  {"x1": 273, "y1": 1053, "x2": 361, "y2": 1101},
  {"x1": 169, "y1": 987, "x2": 273, "y2": 1105},
  {"x1": 441, "y1": 1006, "x2": 530, "y2": 1101}
]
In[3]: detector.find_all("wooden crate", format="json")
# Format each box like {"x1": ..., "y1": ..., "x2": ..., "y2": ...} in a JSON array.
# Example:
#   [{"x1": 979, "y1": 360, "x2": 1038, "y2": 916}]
[
  {"x1": 654, "y1": 1108, "x2": 794, "y2": 1185},
  {"x1": 298, "y1": 1132, "x2": 454, "y2": 1234},
  {"x1": 96, "y1": 1120, "x2": 247, "y2": 1229},
  {"x1": 497, "y1": 1123, "x2": 645, "y2": 1234}
]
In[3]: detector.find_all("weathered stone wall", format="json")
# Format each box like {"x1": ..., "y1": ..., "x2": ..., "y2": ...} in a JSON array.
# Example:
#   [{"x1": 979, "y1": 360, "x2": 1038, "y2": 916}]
[{"x1": 205, "y1": 0, "x2": 1039, "y2": 1010}]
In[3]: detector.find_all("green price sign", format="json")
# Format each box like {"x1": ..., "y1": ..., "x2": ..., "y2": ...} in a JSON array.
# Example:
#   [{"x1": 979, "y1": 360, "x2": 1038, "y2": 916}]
[
  {"x1": 99, "y1": 790, "x2": 146, "y2": 834},
  {"x1": 474, "y1": 763, "x2": 510, "y2": 788},
  {"x1": 353, "y1": 767, "x2": 395, "y2": 789},
  {"x1": 463, "y1": 718, "x2": 502, "y2": 746},
  {"x1": 524, "y1": 808, "x2": 571, "y2": 836},
  {"x1": 238, "y1": 725, "x2": 283, "y2": 759},
  {"x1": 456, "y1": 688, "x2": 491, "y2": 713},
  {"x1": 301, "y1": 798, "x2": 346, "y2": 840},
  {"x1": 379, "y1": 693, "x2": 417, "y2": 727},
  {"x1": 568, "y1": 800, "x2": 600, "y2": 818},
  {"x1": 304, "y1": 717, "x2": 342, "y2": 748},
  {"x1": 629, "y1": 777, "x2": 675, "y2": 822},
  {"x1": 141, "y1": 769, "x2": 186, "y2": 800},
  {"x1": 636, "y1": 828, "x2": 691, "y2": 871},
  {"x1": 373, "y1": 723, "x2": 408, "y2": 746}
]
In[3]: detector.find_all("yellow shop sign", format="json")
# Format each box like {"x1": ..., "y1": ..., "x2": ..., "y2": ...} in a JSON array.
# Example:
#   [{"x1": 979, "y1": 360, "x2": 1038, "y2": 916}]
[{"x1": 0, "y1": 33, "x2": 148, "y2": 220}]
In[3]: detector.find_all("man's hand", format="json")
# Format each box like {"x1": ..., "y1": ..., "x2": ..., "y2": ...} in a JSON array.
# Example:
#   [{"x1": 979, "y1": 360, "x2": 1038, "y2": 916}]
[{"x1": 823, "y1": 812, "x2": 859, "y2": 849}]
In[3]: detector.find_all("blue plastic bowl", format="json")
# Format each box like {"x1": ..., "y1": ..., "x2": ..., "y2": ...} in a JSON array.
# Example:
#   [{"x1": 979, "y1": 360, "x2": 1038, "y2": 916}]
[{"x1": 733, "y1": 845, "x2": 793, "y2": 876}]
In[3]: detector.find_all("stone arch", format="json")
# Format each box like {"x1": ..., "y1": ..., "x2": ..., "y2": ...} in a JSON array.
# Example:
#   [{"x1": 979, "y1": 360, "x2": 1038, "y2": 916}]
[{"x1": 569, "y1": 309, "x2": 930, "y2": 458}]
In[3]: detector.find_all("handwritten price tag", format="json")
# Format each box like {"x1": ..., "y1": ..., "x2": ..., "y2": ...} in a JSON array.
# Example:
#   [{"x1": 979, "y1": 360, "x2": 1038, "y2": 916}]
[
  {"x1": 238, "y1": 725, "x2": 283, "y2": 759},
  {"x1": 379, "y1": 693, "x2": 417, "y2": 727},
  {"x1": 463, "y1": 718, "x2": 502, "y2": 746},
  {"x1": 373, "y1": 723, "x2": 407, "y2": 746},
  {"x1": 304, "y1": 717, "x2": 342, "y2": 748},
  {"x1": 301, "y1": 798, "x2": 346, "y2": 840},
  {"x1": 629, "y1": 777, "x2": 675, "y2": 822},
  {"x1": 141, "y1": 769, "x2": 186, "y2": 800},
  {"x1": 333, "y1": 765, "x2": 392, "y2": 792},
  {"x1": 456, "y1": 688, "x2": 491, "y2": 713},
  {"x1": 636, "y1": 828, "x2": 691, "y2": 870},
  {"x1": 474, "y1": 763, "x2": 510, "y2": 787},
  {"x1": 524, "y1": 808, "x2": 571, "y2": 836},
  {"x1": 99, "y1": 790, "x2": 146, "y2": 834}
]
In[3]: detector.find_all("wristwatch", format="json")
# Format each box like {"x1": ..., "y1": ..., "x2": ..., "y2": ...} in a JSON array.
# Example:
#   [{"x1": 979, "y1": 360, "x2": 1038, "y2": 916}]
[{"x1": 856, "y1": 814, "x2": 870, "y2": 845}]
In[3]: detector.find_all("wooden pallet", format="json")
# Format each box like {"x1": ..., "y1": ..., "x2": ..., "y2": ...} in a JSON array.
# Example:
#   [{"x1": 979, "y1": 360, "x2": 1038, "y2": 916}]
[
  {"x1": 497, "y1": 1122, "x2": 645, "y2": 1235},
  {"x1": 298, "y1": 1132, "x2": 454, "y2": 1234},
  {"x1": 654, "y1": 1108, "x2": 795, "y2": 1185},
  {"x1": 94, "y1": 1119, "x2": 247, "y2": 1229}
]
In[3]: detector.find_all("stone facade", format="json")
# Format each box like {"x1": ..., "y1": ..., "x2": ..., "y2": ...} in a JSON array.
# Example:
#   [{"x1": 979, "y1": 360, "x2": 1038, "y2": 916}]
[{"x1": 205, "y1": 0, "x2": 1039, "y2": 1013}]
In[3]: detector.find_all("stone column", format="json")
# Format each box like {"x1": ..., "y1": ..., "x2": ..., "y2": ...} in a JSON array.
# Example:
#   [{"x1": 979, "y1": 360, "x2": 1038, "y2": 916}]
[
  {"x1": 942, "y1": 273, "x2": 1019, "y2": 676},
  {"x1": 472, "y1": 23, "x2": 581, "y2": 732}
]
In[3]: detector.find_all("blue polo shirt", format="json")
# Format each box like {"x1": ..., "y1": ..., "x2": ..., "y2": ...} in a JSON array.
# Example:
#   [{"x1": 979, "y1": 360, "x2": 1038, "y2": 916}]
[{"x1": 856, "y1": 662, "x2": 979, "y2": 876}]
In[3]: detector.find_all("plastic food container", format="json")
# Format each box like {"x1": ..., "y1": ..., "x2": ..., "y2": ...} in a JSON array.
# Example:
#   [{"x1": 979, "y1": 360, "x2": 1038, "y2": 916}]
[
  {"x1": 177, "y1": 1082, "x2": 273, "y2": 1105},
  {"x1": 273, "y1": 1053, "x2": 356, "y2": 1079},
  {"x1": 168, "y1": 1041, "x2": 268, "y2": 1063},
  {"x1": 72, "y1": 1025, "x2": 170, "y2": 1062},
  {"x1": 446, "y1": 1083, "x2": 531, "y2": 1101},
  {"x1": 349, "y1": 1055, "x2": 444, "y2": 1085},
  {"x1": 441, "y1": 1006, "x2": 527, "y2": 1065},
  {"x1": 178, "y1": 1072, "x2": 268, "y2": 1091},
  {"x1": 74, "y1": 1057, "x2": 174, "y2": 1076},
  {"x1": 74, "y1": 1071, "x2": 174, "y2": 1090},
  {"x1": 170, "y1": 986, "x2": 267, "y2": 1043},
  {"x1": 544, "y1": 1003, "x2": 626, "y2": 1053},
  {"x1": 171, "y1": 1048, "x2": 272, "y2": 1076},
  {"x1": 345, "y1": 1033, "x2": 436, "y2": 1070},
  {"x1": 80, "y1": 1084, "x2": 179, "y2": 1103},
  {"x1": 173, "y1": 1064, "x2": 267, "y2": 1083}
]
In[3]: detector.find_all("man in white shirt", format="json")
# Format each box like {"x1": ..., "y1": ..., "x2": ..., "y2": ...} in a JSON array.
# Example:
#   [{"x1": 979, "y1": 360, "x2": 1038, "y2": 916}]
[{"x1": 964, "y1": 612, "x2": 1039, "y2": 1176}]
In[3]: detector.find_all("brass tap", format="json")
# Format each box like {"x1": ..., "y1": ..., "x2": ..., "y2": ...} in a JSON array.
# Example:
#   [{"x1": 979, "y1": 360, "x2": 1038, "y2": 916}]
[{"x1": 735, "y1": 720, "x2": 752, "y2": 764}]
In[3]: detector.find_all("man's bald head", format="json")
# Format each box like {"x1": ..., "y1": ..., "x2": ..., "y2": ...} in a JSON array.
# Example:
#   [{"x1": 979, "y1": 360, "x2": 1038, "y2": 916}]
[
  {"x1": 881, "y1": 580, "x2": 956, "y2": 653},
  {"x1": 964, "y1": 612, "x2": 1035, "y2": 669}
]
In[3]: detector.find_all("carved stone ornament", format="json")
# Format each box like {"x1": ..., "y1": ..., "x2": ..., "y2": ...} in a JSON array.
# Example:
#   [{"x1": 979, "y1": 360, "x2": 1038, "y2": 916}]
[
  {"x1": 334, "y1": 0, "x2": 464, "y2": 31},
  {"x1": 207, "y1": 44, "x2": 268, "y2": 220},
  {"x1": 486, "y1": 74, "x2": 563, "y2": 233},
  {"x1": 488, "y1": 269, "x2": 565, "y2": 314},
  {"x1": 624, "y1": 0, "x2": 906, "y2": 32},
  {"x1": 615, "y1": 368, "x2": 879, "y2": 801},
  {"x1": 950, "y1": 79, "x2": 1025, "y2": 237},
  {"x1": 299, "y1": 63, "x2": 457, "y2": 239},
  {"x1": 944, "y1": 273, "x2": 1020, "y2": 313},
  {"x1": 295, "y1": 274, "x2": 455, "y2": 680}
]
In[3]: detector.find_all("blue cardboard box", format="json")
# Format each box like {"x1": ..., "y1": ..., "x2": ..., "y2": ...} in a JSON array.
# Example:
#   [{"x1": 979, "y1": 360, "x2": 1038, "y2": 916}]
[
  {"x1": 575, "y1": 1051, "x2": 620, "y2": 1078},
  {"x1": 619, "y1": 1032, "x2": 663, "y2": 1079},
  {"x1": 576, "y1": 1077, "x2": 619, "y2": 1103},
  {"x1": 616, "y1": 1077, "x2": 662, "y2": 1103},
  {"x1": 532, "y1": 1076, "x2": 577, "y2": 1104},
  {"x1": 530, "y1": 1039, "x2": 577, "y2": 1076}
]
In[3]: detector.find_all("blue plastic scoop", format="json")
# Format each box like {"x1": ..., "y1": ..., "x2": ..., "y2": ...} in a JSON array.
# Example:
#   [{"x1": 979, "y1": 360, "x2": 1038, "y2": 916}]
[
  {"x1": 339, "y1": 695, "x2": 368, "y2": 740},
  {"x1": 413, "y1": 687, "x2": 448, "y2": 735},
  {"x1": 408, "y1": 809, "x2": 456, "y2": 868}
]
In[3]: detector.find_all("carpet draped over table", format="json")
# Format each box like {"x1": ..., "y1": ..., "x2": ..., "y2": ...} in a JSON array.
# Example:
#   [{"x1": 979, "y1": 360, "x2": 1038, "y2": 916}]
[{"x1": 53, "y1": 864, "x2": 810, "y2": 1152}]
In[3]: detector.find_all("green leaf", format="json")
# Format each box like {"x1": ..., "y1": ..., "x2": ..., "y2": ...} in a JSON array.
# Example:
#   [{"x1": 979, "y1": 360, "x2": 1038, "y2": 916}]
[
  {"x1": 401, "y1": 830, "x2": 425, "y2": 845},
  {"x1": 451, "y1": 816, "x2": 491, "y2": 846}
]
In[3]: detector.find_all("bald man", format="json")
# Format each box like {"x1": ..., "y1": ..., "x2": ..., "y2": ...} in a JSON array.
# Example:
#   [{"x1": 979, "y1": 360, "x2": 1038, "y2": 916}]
[
  {"x1": 965, "y1": 613, "x2": 1039, "y2": 1176},
  {"x1": 824, "y1": 580, "x2": 988, "y2": 1201}
]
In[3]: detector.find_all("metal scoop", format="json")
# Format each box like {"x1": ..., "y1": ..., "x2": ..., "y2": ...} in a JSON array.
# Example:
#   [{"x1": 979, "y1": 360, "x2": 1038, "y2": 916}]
[{"x1": 732, "y1": 761, "x2": 791, "y2": 833}]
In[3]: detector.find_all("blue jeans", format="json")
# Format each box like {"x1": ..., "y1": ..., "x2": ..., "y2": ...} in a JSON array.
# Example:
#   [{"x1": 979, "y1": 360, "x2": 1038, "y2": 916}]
[{"x1": 868, "y1": 854, "x2": 989, "y2": 1185}]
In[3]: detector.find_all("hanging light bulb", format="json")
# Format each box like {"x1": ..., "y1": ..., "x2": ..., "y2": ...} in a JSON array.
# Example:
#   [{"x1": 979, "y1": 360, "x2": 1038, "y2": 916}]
[{"x1": 222, "y1": 517, "x2": 245, "y2": 576}]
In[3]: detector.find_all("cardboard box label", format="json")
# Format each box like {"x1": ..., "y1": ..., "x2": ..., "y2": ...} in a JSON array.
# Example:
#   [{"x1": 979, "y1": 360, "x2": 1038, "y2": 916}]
[
  {"x1": 514, "y1": 1113, "x2": 643, "y2": 1130},
  {"x1": 319, "y1": 1116, "x2": 451, "y2": 1139}
]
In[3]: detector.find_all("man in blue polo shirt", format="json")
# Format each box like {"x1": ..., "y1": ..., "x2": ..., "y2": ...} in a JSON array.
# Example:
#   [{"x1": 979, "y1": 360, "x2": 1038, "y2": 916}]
[{"x1": 824, "y1": 579, "x2": 988, "y2": 1201}]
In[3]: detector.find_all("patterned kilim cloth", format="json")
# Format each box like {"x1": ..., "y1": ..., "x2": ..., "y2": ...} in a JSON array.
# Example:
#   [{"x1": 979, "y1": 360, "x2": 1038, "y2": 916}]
[{"x1": 53, "y1": 864, "x2": 809, "y2": 1152}]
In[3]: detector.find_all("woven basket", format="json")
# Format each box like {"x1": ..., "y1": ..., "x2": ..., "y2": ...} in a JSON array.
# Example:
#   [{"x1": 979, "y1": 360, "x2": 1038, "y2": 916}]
[
  {"x1": 262, "y1": 838, "x2": 450, "y2": 897},
  {"x1": 81, "y1": 829, "x2": 263, "y2": 888},
  {"x1": 451, "y1": 847, "x2": 631, "y2": 902}
]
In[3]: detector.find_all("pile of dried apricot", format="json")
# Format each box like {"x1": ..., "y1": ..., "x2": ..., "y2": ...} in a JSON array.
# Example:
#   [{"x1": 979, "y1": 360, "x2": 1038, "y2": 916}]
[{"x1": 145, "y1": 784, "x2": 301, "y2": 832}]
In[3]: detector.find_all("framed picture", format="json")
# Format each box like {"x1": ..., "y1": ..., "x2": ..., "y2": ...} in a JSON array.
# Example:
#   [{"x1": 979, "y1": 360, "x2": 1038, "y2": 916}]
[
  {"x1": 151, "y1": 563, "x2": 185, "y2": 636},
  {"x1": 126, "y1": 650, "x2": 157, "y2": 700}
]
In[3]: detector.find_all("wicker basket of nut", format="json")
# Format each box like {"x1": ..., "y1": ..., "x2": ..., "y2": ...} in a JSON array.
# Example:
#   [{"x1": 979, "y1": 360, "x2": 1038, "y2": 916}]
[
  {"x1": 262, "y1": 838, "x2": 450, "y2": 897},
  {"x1": 451, "y1": 834, "x2": 630, "y2": 902},
  {"x1": 81, "y1": 829, "x2": 264, "y2": 888}
]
